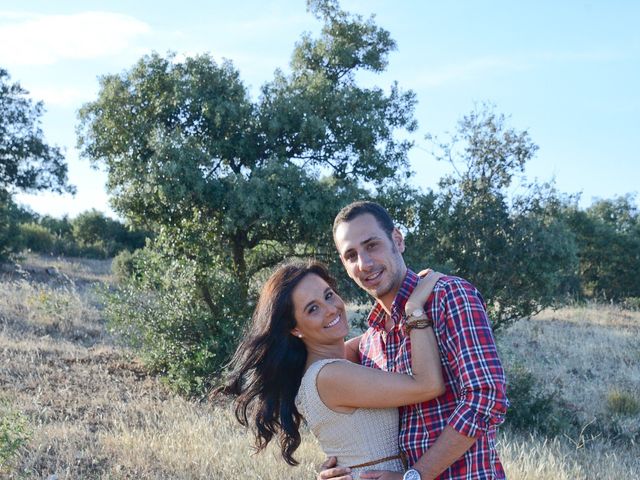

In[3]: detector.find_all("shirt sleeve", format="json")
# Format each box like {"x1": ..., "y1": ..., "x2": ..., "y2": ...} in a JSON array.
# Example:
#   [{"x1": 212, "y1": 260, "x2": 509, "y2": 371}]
[{"x1": 440, "y1": 278, "x2": 509, "y2": 438}]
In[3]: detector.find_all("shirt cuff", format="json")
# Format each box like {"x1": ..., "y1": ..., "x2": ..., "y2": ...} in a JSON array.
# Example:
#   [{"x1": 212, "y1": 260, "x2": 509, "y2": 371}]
[{"x1": 447, "y1": 403, "x2": 492, "y2": 438}]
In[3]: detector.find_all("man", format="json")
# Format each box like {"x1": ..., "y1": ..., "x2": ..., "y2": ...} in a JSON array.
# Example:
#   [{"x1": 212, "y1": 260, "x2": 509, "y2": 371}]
[{"x1": 319, "y1": 201, "x2": 509, "y2": 480}]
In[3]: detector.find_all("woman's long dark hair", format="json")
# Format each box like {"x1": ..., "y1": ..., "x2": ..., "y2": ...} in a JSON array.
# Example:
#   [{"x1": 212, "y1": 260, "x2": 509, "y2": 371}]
[{"x1": 218, "y1": 260, "x2": 338, "y2": 466}]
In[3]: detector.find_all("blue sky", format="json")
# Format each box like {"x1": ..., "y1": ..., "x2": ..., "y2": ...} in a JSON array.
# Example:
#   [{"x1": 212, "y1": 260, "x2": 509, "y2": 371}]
[{"x1": 2, "y1": 0, "x2": 639, "y2": 218}]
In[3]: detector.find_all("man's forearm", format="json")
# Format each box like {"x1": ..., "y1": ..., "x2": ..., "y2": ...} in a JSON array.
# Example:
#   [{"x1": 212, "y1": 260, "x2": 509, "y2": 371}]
[{"x1": 411, "y1": 426, "x2": 476, "y2": 480}]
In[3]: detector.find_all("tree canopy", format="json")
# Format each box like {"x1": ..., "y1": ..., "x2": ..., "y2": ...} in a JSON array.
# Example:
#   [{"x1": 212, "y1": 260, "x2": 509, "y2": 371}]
[
  {"x1": 0, "y1": 68, "x2": 74, "y2": 259},
  {"x1": 0, "y1": 69, "x2": 73, "y2": 195},
  {"x1": 77, "y1": 0, "x2": 418, "y2": 393},
  {"x1": 404, "y1": 105, "x2": 578, "y2": 331},
  {"x1": 77, "y1": 1, "x2": 417, "y2": 291}
]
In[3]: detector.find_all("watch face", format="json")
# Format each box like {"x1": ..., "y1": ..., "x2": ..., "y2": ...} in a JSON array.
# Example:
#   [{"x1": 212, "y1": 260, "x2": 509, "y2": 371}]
[
  {"x1": 411, "y1": 308, "x2": 425, "y2": 318},
  {"x1": 403, "y1": 470, "x2": 421, "y2": 480}
]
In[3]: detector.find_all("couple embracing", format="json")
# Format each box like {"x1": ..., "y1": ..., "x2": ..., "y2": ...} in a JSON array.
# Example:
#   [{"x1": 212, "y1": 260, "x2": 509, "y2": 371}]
[{"x1": 222, "y1": 201, "x2": 509, "y2": 480}]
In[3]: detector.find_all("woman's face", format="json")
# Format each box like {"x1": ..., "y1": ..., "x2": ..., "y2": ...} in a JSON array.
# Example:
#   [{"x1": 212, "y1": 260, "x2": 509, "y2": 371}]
[{"x1": 290, "y1": 273, "x2": 349, "y2": 343}]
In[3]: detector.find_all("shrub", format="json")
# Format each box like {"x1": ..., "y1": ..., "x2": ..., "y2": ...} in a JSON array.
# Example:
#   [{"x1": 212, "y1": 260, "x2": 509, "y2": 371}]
[
  {"x1": 505, "y1": 364, "x2": 579, "y2": 437},
  {"x1": 70, "y1": 210, "x2": 149, "y2": 258},
  {"x1": 111, "y1": 249, "x2": 136, "y2": 282},
  {"x1": 38, "y1": 214, "x2": 73, "y2": 238},
  {"x1": 606, "y1": 389, "x2": 640, "y2": 416},
  {"x1": 0, "y1": 401, "x2": 31, "y2": 473},
  {"x1": 0, "y1": 193, "x2": 30, "y2": 260},
  {"x1": 621, "y1": 297, "x2": 640, "y2": 311},
  {"x1": 104, "y1": 247, "x2": 251, "y2": 396},
  {"x1": 18, "y1": 222, "x2": 56, "y2": 253}
]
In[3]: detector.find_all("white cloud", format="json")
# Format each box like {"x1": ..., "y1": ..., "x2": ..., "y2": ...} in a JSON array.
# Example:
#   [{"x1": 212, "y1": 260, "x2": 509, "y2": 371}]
[
  {"x1": 0, "y1": 11, "x2": 150, "y2": 66},
  {"x1": 27, "y1": 85, "x2": 97, "y2": 107}
]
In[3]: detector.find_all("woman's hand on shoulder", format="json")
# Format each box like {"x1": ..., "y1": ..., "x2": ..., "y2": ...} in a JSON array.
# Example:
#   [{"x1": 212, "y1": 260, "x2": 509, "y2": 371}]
[{"x1": 405, "y1": 269, "x2": 443, "y2": 315}]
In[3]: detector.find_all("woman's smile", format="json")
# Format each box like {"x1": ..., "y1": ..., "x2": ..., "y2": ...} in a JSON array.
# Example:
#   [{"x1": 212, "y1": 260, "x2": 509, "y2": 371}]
[{"x1": 324, "y1": 314, "x2": 342, "y2": 328}]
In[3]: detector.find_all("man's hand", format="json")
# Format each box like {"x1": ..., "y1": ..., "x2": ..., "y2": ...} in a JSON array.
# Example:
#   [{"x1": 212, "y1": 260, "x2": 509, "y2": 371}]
[
  {"x1": 359, "y1": 470, "x2": 403, "y2": 480},
  {"x1": 317, "y1": 456, "x2": 352, "y2": 480}
]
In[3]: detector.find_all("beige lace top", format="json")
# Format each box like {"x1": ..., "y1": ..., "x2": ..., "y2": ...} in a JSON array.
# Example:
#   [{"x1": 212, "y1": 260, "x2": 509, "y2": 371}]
[{"x1": 295, "y1": 359, "x2": 404, "y2": 479}]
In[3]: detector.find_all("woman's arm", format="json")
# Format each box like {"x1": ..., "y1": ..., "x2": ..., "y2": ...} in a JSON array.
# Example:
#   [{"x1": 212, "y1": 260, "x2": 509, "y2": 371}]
[
  {"x1": 317, "y1": 271, "x2": 445, "y2": 410},
  {"x1": 344, "y1": 334, "x2": 362, "y2": 363}
]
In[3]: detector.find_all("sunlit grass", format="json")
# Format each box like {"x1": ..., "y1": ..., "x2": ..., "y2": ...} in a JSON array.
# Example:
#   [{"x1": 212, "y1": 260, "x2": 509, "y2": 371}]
[{"x1": 1, "y1": 255, "x2": 638, "y2": 478}]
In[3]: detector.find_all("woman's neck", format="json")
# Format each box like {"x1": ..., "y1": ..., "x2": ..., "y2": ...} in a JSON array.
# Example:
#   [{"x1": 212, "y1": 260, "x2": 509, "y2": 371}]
[{"x1": 305, "y1": 340, "x2": 347, "y2": 368}]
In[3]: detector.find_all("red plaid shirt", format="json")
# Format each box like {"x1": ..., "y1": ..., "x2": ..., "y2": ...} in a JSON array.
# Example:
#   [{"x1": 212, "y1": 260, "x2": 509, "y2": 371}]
[{"x1": 359, "y1": 270, "x2": 508, "y2": 479}]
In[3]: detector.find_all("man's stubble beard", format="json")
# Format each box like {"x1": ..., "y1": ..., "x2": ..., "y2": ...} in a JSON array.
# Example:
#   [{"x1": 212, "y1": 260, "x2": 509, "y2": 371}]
[{"x1": 366, "y1": 243, "x2": 406, "y2": 301}]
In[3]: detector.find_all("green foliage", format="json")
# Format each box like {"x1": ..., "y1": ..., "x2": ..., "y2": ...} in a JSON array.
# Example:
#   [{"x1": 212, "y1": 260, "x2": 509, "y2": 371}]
[
  {"x1": 0, "y1": 68, "x2": 74, "y2": 195},
  {"x1": 18, "y1": 222, "x2": 55, "y2": 253},
  {"x1": 111, "y1": 249, "x2": 136, "y2": 282},
  {"x1": 70, "y1": 210, "x2": 147, "y2": 258},
  {"x1": 72, "y1": 210, "x2": 123, "y2": 246},
  {"x1": 0, "y1": 193, "x2": 22, "y2": 260},
  {"x1": 105, "y1": 245, "x2": 250, "y2": 395},
  {"x1": 621, "y1": 297, "x2": 640, "y2": 311},
  {"x1": 405, "y1": 106, "x2": 579, "y2": 331},
  {"x1": 562, "y1": 195, "x2": 640, "y2": 300},
  {"x1": 77, "y1": 0, "x2": 416, "y2": 392},
  {"x1": 606, "y1": 389, "x2": 640, "y2": 416},
  {"x1": 38, "y1": 214, "x2": 73, "y2": 238},
  {"x1": 504, "y1": 364, "x2": 578, "y2": 437},
  {"x1": 0, "y1": 206, "x2": 149, "y2": 260},
  {"x1": 0, "y1": 401, "x2": 31, "y2": 473}
]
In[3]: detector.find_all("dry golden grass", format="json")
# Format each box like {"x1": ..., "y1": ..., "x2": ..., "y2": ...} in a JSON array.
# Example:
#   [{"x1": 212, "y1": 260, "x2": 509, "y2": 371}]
[
  {"x1": 498, "y1": 429, "x2": 639, "y2": 479},
  {"x1": 1, "y1": 254, "x2": 639, "y2": 479},
  {"x1": 499, "y1": 305, "x2": 640, "y2": 438}
]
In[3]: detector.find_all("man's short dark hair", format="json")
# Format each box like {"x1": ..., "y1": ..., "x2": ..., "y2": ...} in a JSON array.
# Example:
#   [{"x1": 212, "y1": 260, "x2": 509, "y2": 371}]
[{"x1": 333, "y1": 201, "x2": 395, "y2": 241}]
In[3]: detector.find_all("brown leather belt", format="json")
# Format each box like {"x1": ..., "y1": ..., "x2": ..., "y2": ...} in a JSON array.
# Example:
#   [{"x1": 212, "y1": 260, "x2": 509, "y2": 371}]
[{"x1": 348, "y1": 451, "x2": 408, "y2": 470}]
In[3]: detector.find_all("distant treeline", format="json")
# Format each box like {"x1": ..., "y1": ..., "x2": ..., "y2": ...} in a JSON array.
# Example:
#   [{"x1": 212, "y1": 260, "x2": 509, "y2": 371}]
[{"x1": 0, "y1": 200, "x2": 149, "y2": 259}]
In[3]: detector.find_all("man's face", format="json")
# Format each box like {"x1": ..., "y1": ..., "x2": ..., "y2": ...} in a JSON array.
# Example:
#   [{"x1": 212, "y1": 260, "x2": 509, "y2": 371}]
[{"x1": 334, "y1": 213, "x2": 407, "y2": 306}]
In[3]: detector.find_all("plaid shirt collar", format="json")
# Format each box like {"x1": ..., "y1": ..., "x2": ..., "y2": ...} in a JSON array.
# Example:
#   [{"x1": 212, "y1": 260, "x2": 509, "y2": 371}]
[{"x1": 367, "y1": 269, "x2": 420, "y2": 329}]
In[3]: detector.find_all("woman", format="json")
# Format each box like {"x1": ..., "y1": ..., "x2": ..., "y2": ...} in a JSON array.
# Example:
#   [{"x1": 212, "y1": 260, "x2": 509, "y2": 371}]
[{"x1": 220, "y1": 260, "x2": 444, "y2": 478}]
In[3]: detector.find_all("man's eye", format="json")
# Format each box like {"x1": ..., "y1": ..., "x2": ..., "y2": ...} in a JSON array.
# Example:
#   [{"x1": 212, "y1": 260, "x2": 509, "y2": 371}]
[
  {"x1": 345, "y1": 253, "x2": 356, "y2": 262},
  {"x1": 326, "y1": 291, "x2": 334, "y2": 300},
  {"x1": 308, "y1": 305, "x2": 317, "y2": 313}
]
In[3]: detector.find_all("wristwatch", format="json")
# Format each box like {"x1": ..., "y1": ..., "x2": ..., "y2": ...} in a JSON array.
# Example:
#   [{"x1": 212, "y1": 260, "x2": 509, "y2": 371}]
[
  {"x1": 405, "y1": 307, "x2": 433, "y2": 333},
  {"x1": 403, "y1": 469, "x2": 421, "y2": 480},
  {"x1": 407, "y1": 307, "x2": 427, "y2": 320}
]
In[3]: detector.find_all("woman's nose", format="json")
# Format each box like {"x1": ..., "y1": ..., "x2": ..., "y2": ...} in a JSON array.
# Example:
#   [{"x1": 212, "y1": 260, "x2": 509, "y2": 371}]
[{"x1": 325, "y1": 300, "x2": 339, "y2": 315}]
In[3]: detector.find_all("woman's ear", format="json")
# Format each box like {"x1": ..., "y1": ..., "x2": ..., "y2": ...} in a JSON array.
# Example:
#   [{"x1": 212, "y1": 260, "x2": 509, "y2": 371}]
[{"x1": 290, "y1": 328, "x2": 303, "y2": 339}]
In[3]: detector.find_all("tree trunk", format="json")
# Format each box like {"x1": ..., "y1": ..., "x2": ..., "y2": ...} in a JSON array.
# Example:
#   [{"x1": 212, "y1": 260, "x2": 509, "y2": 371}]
[
  {"x1": 232, "y1": 232, "x2": 249, "y2": 298},
  {"x1": 199, "y1": 282, "x2": 217, "y2": 316}
]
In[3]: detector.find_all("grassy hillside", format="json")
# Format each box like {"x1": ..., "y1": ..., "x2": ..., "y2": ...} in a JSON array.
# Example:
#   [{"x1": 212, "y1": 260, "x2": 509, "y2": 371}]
[{"x1": 1, "y1": 255, "x2": 638, "y2": 479}]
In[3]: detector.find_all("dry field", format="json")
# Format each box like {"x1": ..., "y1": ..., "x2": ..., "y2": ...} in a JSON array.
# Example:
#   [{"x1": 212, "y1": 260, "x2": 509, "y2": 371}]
[{"x1": 1, "y1": 254, "x2": 639, "y2": 479}]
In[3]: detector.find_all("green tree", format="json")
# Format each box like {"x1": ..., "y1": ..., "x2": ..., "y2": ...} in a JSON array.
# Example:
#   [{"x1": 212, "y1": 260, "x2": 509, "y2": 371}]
[
  {"x1": 77, "y1": 0, "x2": 417, "y2": 393},
  {"x1": 1, "y1": 69, "x2": 72, "y2": 195},
  {"x1": 0, "y1": 192, "x2": 26, "y2": 258},
  {"x1": 405, "y1": 105, "x2": 578, "y2": 331},
  {"x1": 0, "y1": 68, "x2": 74, "y2": 259},
  {"x1": 564, "y1": 195, "x2": 640, "y2": 299},
  {"x1": 68, "y1": 209, "x2": 148, "y2": 258}
]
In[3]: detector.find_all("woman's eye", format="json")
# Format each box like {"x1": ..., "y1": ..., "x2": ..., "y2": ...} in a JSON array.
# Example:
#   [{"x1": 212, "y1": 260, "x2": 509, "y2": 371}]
[
  {"x1": 326, "y1": 291, "x2": 334, "y2": 299},
  {"x1": 308, "y1": 305, "x2": 317, "y2": 313}
]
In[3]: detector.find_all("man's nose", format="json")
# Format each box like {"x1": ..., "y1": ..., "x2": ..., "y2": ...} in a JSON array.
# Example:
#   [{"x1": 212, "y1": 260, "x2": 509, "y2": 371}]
[{"x1": 358, "y1": 251, "x2": 374, "y2": 271}]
